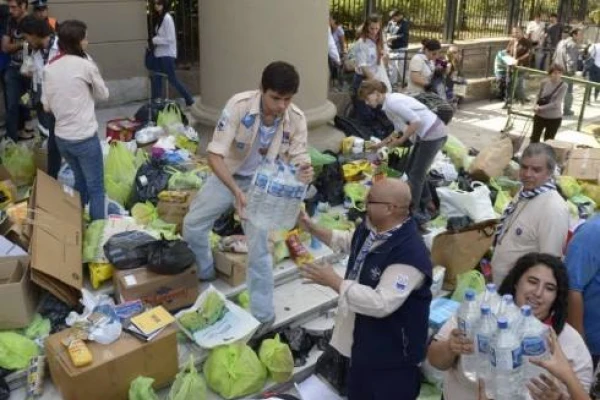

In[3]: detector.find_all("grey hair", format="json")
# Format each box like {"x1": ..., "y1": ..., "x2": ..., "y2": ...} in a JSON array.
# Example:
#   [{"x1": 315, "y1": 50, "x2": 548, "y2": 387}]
[{"x1": 520, "y1": 143, "x2": 557, "y2": 172}]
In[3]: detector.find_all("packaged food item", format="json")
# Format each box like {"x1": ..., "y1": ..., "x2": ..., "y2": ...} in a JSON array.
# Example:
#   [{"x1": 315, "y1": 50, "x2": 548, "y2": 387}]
[
  {"x1": 25, "y1": 356, "x2": 45, "y2": 399},
  {"x1": 158, "y1": 191, "x2": 189, "y2": 203},
  {"x1": 64, "y1": 337, "x2": 93, "y2": 368},
  {"x1": 285, "y1": 230, "x2": 314, "y2": 265}
]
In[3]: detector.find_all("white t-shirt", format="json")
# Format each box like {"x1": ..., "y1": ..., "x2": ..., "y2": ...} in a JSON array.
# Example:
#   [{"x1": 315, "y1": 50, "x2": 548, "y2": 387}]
[
  {"x1": 526, "y1": 20, "x2": 546, "y2": 46},
  {"x1": 32, "y1": 36, "x2": 59, "y2": 91},
  {"x1": 42, "y1": 55, "x2": 110, "y2": 140},
  {"x1": 407, "y1": 53, "x2": 434, "y2": 94},
  {"x1": 382, "y1": 93, "x2": 447, "y2": 141},
  {"x1": 354, "y1": 37, "x2": 379, "y2": 76},
  {"x1": 590, "y1": 43, "x2": 600, "y2": 68},
  {"x1": 434, "y1": 318, "x2": 594, "y2": 400}
]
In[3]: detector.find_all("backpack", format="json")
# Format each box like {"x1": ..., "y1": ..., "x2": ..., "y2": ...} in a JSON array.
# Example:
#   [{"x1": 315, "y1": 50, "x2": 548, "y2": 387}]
[
  {"x1": 334, "y1": 115, "x2": 372, "y2": 140},
  {"x1": 314, "y1": 151, "x2": 344, "y2": 206},
  {"x1": 414, "y1": 92, "x2": 454, "y2": 125}
]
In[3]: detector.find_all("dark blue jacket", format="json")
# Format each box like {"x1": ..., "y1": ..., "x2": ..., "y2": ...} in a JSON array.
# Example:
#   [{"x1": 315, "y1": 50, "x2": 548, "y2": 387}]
[
  {"x1": 390, "y1": 19, "x2": 410, "y2": 50},
  {"x1": 346, "y1": 218, "x2": 432, "y2": 369}
]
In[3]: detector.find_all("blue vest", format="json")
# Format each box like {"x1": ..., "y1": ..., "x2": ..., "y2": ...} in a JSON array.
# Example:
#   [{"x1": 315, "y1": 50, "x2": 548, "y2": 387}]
[{"x1": 346, "y1": 218, "x2": 433, "y2": 369}]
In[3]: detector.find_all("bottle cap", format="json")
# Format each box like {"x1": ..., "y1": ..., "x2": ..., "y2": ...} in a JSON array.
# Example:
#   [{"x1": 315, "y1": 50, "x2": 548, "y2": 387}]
[
  {"x1": 497, "y1": 317, "x2": 508, "y2": 329},
  {"x1": 486, "y1": 283, "x2": 497, "y2": 292},
  {"x1": 481, "y1": 304, "x2": 491, "y2": 314},
  {"x1": 521, "y1": 305, "x2": 532, "y2": 316},
  {"x1": 464, "y1": 289, "x2": 475, "y2": 301}
]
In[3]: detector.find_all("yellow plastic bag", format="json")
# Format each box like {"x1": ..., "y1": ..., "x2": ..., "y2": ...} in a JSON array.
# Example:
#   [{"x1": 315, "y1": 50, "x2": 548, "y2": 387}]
[
  {"x1": 581, "y1": 183, "x2": 600, "y2": 208},
  {"x1": 89, "y1": 263, "x2": 114, "y2": 289},
  {"x1": 443, "y1": 134, "x2": 468, "y2": 169},
  {"x1": 557, "y1": 176, "x2": 582, "y2": 199},
  {"x1": 258, "y1": 334, "x2": 294, "y2": 383}
]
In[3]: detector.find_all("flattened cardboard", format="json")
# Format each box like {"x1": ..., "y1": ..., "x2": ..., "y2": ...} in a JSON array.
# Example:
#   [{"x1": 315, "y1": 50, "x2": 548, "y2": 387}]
[
  {"x1": 114, "y1": 266, "x2": 199, "y2": 312},
  {"x1": 564, "y1": 148, "x2": 600, "y2": 182},
  {"x1": 29, "y1": 171, "x2": 83, "y2": 305},
  {"x1": 46, "y1": 327, "x2": 178, "y2": 400},
  {"x1": 0, "y1": 256, "x2": 39, "y2": 329},
  {"x1": 213, "y1": 250, "x2": 247, "y2": 287},
  {"x1": 545, "y1": 139, "x2": 574, "y2": 167}
]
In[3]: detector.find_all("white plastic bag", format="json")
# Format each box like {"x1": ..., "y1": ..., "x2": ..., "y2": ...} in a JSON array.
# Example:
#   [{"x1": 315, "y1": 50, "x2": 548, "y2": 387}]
[
  {"x1": 437, "y1": 181, "x2": 496, "y2": 222},
  {"x1": 136, "y1": 126, "x2": 164, "y2": 145},
  {"x1": 66, "y1": 289, "x2": 122, "y2": 344}
]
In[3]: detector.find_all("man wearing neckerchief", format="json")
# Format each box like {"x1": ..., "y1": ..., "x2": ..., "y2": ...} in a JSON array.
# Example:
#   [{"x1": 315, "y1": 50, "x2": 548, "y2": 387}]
[{"x1": 491, "y1": 143, "x2": 569, "y2": 285}]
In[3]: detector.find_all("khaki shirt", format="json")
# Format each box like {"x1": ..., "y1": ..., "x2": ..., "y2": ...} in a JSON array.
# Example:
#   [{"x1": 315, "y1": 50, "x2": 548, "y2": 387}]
[{"x1": 207, "y1": 90, "x2": 310, "y2": 174}]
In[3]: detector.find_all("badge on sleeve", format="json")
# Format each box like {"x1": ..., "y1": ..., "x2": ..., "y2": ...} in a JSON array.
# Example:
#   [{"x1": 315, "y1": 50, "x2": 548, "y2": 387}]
[
  {"x1": 216, "y1": 109, "x2": 230, "y2": 131},
  {"x1": 394, "y1": 274, "x2": 409, "y2": 293},
  {"x1": 241, "y1": 113, "x2": 256, "y2": 129}
]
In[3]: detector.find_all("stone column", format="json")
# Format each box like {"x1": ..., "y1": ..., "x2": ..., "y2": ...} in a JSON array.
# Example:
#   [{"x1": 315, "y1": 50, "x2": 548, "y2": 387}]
[{"x1": 191, "y1": 0, "x2": 343, "y2": 151}]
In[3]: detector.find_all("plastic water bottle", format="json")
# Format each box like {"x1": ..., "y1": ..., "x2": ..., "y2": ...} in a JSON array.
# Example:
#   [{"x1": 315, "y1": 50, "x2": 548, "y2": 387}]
[
  {"x1": 457, "y1": 289, "x2": 480, "y2": 382},
  {"x1": 247, "y1": 160, "x2": 274, "y2": 229},
  {"x1": 497, "y1": 294, "x2": 520, "y2": 328},
  {"x1": 265, "y1": 163, "x2": 287, "y2": 229},
  {"x1": 476, "y1": 304, "x2": 497, "y2": 397},
  {"x1": 519, "y1": 305, "x2": 550, "y2": 383},
  {"x1": 478, "y1": 283, "x2": 501, "y2": 313},
  {"x1": 491, "y1": 317, "x2": 523, "y2": 400},
  {"x1": 280, "y1": 165, "x2": 297, "y2": 230}
]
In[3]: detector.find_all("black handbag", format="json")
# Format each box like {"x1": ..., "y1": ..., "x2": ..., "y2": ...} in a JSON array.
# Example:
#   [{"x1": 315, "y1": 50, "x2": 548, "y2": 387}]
[
  {"x1": 144, "y1": 47, "x2": 158, "y2": 71},
  {"x1": 537, "y1": 82, "x2": 564, "y2": 106}
]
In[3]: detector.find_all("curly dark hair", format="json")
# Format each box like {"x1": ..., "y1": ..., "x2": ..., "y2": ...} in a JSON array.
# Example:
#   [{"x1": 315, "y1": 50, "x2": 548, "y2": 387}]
[{"x1": 498, "y1": 252, "x2": 569, "y2": 335}]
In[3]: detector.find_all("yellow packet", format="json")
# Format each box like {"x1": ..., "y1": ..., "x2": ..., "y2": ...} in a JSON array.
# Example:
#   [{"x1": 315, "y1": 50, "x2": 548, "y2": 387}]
[
  {"x1": 67, "y1": 339, "x2": 93, "y2": 368},
  {"x1": 285, "y1": 229, "x2": 314, "y2": 266},
  {"x1": 89, "y1": 263, "x2": 114, "y2": 289}
]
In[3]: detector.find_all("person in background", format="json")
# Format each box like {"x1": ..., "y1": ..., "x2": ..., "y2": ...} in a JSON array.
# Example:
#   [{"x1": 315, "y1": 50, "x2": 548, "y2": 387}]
[
  {"x1": 585, "y1": 41, "x2": 600, "y2": 104},
  {"x1": 20, "y1": 15, "x2": 60, "y2": 177},
  {"x1": 327, "y1": 22, "x2": 341, "y2": 87},
  {"x1": 329, "y1": 15, "x2": 346, "y2": 59},
  {"x1": 2, "y1": 0, "x2": 34, "y2": 141},
  {"x1": 42, "y1": 20, "x2": 108, "y2": 220},
  {"x1": 541, "y1": 13, "x2": 563, "y2": 69},
  {"x1": 299, "y1": 178, "x2": 432, "y2": 400},
  {"x1": 505, "y1": 26, "x2": 531, "y2": 107},
  {"x1": 531, "y1": 64, "x2": 567, "y2": 143},
  {"x1": 491, "y1": 143, "x2": 569, "y2": 285},
  {"x1": 565, "y1": 215, "x2": 600, "y2": 368},
  {"x1": 30, "y1": 0, "x2": 56, "y2": 31},
  {"x1": 150, "y1": 0, "x2": 194, "y2": 107},
  {"x1": 359, "y1": 79, "x2": 448, "y2": 227},
  {"x1": 429, "y1": 253, "x2": 593, "y2": 400},
  {"x1": 182, "y1": 62, "x2": 313, "y2": 334},
  {"x1": 385, "y1": 9, "x2": 409, "y2": 88},
  {"x1": 0, "y1": 3, "x2": 10, "y2": 127},
  {"x1": 406, "y1": 38, "x2": 441, "y2": 95},
  {"x1": 526, "y1": 13, "x2": 547, "y2": 70},
  {"x1": 553, "y1": 28, "x2": 583, "y2": 116},
  {"x1": 494, "y1": 49, "x2": 509, "y2": 101}
]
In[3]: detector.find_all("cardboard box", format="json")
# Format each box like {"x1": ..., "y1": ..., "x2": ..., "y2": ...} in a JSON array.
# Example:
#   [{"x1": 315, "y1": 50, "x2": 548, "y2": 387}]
[
  {"x1": 213, "y1": 250, "x2": 247, "y2": 287},
  {"x1": 46, "y1": 327, "x2": 178, "y2": 400},
  {"x1": 114, "y1": 266, "x2": 199, "y2": 312},
  {"x1": 29, "y1": 171, "x2": 83, "y2": 306},
  {"x1": 0, "y1": 256, "x2": 38, "y2": 329},
  {"x1": 34, "y1": 147, "x2": 48, "y2": 174},
  {"x1": 156, "y1": 191, "x2": 197, "y2": 233},
  {"x1": 564, "y1": 148, "x2": 600, "y2": 182},
  {"x1": 546, "y1": 139, "x2": 575, "y2": 167}
]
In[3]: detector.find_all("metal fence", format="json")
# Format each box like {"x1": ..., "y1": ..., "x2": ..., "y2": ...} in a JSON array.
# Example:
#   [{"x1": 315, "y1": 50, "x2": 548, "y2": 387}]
[
  {"x1": 330, "y1": 0, "x2": 589, "y2": 42},
  {"x1": 171, "y1": 0, "x2": 199, "y2": 66}
]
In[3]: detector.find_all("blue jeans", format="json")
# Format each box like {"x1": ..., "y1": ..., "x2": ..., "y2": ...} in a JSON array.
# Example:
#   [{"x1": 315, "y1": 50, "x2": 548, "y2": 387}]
[
  {"x1": 55, "y1": 135, "x2": 106, "y2": 221},
  {"x1": 4, "y1": 66, "x2": 30, "y2": 141},
  {"x1": 150, "y1": 56, "x2": 194, "y2": 106},
  {"x1": 183, "y1": 175, "x2": 274, "y2": 322}
]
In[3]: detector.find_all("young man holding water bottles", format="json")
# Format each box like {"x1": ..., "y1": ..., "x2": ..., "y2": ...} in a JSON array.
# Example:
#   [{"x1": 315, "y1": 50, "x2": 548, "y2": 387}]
[{"x1": 183, "y1": 61, "x2": 313, "y2": 333}]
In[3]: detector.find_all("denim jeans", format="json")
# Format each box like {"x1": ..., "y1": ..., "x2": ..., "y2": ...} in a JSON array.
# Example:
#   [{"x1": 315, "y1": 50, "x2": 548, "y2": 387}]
[
  {"x1": 4, "y1": 66, "x2": 30, "y2": 141},
  {"x1": 183, "y1": 175, "x2": 274, "y2": 322},
  {"x1": 55, "y1": 135, "x2": 106, "y2": 221},
  {"x1": 564, "y1": 81, "x2": 574, "y2": 114},
  {"x1": 407, "y1": 136, "x2": 447, "y2": 216},
  {"x1": 150, "y1": 56, "x2": 194, "y2": 106}
]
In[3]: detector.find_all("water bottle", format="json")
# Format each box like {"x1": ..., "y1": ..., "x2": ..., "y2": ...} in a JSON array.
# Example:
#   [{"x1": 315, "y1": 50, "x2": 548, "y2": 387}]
[
  {"x1": 265, "y1": 163, "x2": 286, "y2": 229},
  {"x1": 457, "y1": 289, "x2": 479, "y2": 382},
  {"x1": 497, "y1": 294, "x2": 520, "y2": 328},
  {"x1": 519, "y1": 305, "x2": 550, "y2": 383},
  {"x1": 491, "y1": 317, "x2": 523, "y2": 400},
  {"x1": 476, "y1": 304, "x2": 497, "y2": 396},
  {"x1": 247, "y1": 160, "x2": 274, "y2": 230},
  {"x1": 280, "y1": 165, "x2": 297, "y2": 230},
  {"x1": 478, "y1": 283, "x2": 501, "y2": 313}
]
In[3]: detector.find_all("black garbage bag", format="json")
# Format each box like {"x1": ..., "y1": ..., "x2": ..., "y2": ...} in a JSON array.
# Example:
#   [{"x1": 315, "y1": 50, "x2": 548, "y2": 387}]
[
  {"x1": 147, "y1": 238, "x2": 195, "y2": 275},
  {"x1": 0, "y1": 376, "x2": 8, "y2": 400},
  {"x1": 315, "y1": 345, "x2": 350, "y2": 396},
  {"x1": 131, "y1": 159, "x2": 170, "y2": 206},
  {"x1": 103, "y1": 231, "x2": 156, "y2": 270},
  {"x1": 279, "y1": 327, "x2": 315, "y2": 368},
  {"x1": 212, "y1": 208, "x2": 243, "y2": 237},
  {"x1": 314, "y1": 151, "x2": 344, "y2": 206}
]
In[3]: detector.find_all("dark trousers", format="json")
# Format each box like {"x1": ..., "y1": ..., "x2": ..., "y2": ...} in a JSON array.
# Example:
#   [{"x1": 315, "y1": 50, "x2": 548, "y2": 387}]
[
  {"x1": 150, "y1": 56, "x2": 194, "y2": 106},
  {"x1": 35, "y1": 88, "x2": 61, "y2": 179},
  {"x1": 530, "y1": 115, "x2": 562, "y2": 143},
  {"x1": 588, "y1": 64, "x2": 600, "y2": 101},
  {"x1": 408, "y1": 136, "x2": 447, "y2": 214},
  {"x1": 4, "y1": 66, "x2": 30, "y2": 141},
  {"x1": 348, "y1": 363, "x2": 421, "y2": 400}
]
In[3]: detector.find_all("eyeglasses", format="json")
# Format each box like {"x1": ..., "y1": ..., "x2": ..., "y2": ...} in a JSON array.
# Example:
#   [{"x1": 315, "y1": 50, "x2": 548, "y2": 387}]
[{"x1": 367, "y1": 200, "x2": 393, "y2": 206}]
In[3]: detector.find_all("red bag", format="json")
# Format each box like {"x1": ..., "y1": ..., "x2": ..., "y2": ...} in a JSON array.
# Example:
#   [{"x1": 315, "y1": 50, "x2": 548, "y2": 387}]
[{"x1": 105, "y1": 118, "x2": 141, "y2": 142}]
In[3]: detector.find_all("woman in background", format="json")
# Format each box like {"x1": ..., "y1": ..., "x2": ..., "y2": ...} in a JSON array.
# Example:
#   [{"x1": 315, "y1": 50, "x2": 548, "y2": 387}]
[{"x1": 531, "y1": 64, "x2": 567, "y2": 143}]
